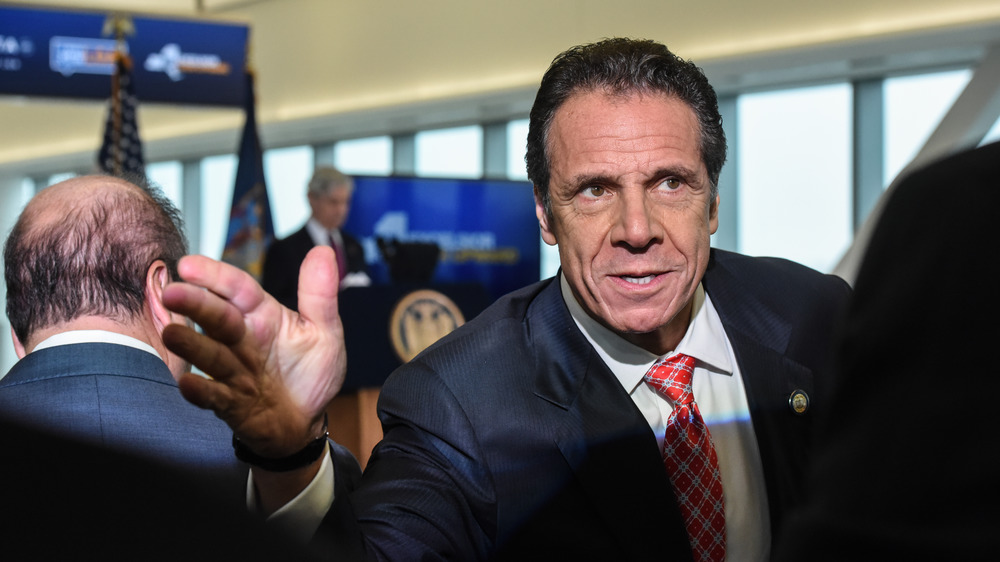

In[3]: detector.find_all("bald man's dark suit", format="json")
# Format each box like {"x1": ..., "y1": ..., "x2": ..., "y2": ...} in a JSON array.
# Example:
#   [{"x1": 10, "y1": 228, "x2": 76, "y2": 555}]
[
  {"x1": 324, "y1": 249, "x2": 850, "y2": 560},
  {"x1": 0, "y1": 342, "x2": 247, "y2": 495}
]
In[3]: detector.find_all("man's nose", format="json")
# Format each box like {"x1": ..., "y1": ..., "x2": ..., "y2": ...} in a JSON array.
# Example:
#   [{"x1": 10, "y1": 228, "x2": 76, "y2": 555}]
[{"x1": 611, "y1": 189, "x2": 660, "y2": 250}]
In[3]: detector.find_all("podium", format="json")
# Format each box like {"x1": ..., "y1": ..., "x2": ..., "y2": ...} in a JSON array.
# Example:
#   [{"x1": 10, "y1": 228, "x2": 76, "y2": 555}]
[{"x1": 327, "y1": 283, "x2": 490, "y2": 466}]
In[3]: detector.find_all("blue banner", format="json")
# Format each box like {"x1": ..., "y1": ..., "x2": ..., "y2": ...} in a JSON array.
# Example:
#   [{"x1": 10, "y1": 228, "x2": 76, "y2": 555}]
[
  {"x1": 344, "y1": 177, "x2": 540, "y2": 300},
  {"x1": 0, "y1": 5, "x2": 248, "y2": 106}
]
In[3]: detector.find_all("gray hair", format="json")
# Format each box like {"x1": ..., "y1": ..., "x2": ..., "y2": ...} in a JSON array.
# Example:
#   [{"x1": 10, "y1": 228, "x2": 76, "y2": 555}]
[{"x1": 307, "y1": 166, "x2": 354, "y2": 197}]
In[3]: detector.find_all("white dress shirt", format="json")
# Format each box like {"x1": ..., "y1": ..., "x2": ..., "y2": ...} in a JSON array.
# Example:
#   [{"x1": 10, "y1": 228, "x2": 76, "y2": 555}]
[
  {"x1": 33, "y1": 329, "x2": 160, "y2": 357},
  {"x1": 560, "y1": 274, "x2": 770, "y2": 562},
  {"x1": 306, "y1": 218, "x2": 343, "y2": 249},
  {"x1": 305, "y1": 218, "x2": 371, "y2": 289}
]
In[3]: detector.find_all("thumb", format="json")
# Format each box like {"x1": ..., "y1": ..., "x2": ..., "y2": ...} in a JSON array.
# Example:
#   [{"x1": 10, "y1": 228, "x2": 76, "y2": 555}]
[{"x1": 297, "y1": 245, "x2": 340, "y2": 328}]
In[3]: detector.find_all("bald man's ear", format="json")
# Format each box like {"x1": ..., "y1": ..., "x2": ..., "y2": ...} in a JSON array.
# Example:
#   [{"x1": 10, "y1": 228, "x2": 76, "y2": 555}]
[{"x1": 146, "y1": 260, "x2": 179, "y2": 336}]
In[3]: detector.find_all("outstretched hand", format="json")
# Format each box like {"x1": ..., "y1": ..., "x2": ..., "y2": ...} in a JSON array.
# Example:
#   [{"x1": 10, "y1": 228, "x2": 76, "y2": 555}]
[{"x1": 162, "y1": 246, "x2": 345, "y2": 458}]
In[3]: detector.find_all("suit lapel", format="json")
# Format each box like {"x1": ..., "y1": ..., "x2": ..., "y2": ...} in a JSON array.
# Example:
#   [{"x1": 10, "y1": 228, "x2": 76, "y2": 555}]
[
  {"x1": 702, "y1": 251, "x2": 819, "y2": 534},
  {"x1": 527, "y1": 280, "x2": 692, "y2": 560}
]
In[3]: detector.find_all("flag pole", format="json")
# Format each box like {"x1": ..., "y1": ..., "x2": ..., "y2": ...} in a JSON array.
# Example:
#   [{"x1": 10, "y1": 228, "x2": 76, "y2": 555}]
[{"x1": 101, "y1": 13, "x2": 134, "y2": 176}]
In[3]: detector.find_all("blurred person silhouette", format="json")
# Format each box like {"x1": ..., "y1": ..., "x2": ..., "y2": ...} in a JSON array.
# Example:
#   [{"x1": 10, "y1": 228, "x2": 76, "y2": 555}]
[
  {"x1": 774, "y1": 141, "x2": 1000, "y2": 560},
  {"x1": 262, "y1": 166, "x2": 370, "y2": 310}
]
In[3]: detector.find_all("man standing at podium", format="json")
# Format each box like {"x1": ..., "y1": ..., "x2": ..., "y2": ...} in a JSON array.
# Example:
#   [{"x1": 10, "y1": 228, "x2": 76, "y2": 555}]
[{"x1": 262, "y1": 166, "x2": 369, "y2": 310}]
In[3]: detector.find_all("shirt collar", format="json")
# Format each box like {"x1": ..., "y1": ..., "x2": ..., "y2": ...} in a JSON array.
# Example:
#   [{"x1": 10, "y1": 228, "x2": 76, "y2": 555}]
[
  {"x1": 559, "y1": 273, "x2": 734, "y2": 393},
  {"x1": 306, "y1": 218, "x2": 341, "y2": 247},
  {"x1": 32, "y1": 330, "x2": 162, "y2": 359}
]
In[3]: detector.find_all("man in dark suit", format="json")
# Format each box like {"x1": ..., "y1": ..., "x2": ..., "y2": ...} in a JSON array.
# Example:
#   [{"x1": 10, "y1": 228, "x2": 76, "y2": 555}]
[
  {"x1": 160, "y1": 38, "x2": 850, "y2": 560},
  {"x1": 0, "y1": 174, "x2": 245, "y2": 493},
  {"x1": 262, "y1": 166, "x2": 369, "y2": 310},
  {"x1": 0, "y1": 413, "x2": 329, "y2": 561},
  {"x1": 773, "y1": 141, "x2": 1000, "y2": 560}
]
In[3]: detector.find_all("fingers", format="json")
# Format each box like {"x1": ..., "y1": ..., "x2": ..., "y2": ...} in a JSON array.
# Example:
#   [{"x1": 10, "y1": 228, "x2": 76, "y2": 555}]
[
  {"x1": 176, "y1": 254, "x2": 268, "y2": 314},
  {"x1": 162, "y1": 322, "x2": 240, "y2": 380},
  {"x1": 176, "y1": 370, "x2": 230, "y2": 412},
  {"x1": 297, "y1": 246, "x2": 341, "y2": 330},
  {"x1": 162, "y1": 280, "x2": 246, "y2": 346}
]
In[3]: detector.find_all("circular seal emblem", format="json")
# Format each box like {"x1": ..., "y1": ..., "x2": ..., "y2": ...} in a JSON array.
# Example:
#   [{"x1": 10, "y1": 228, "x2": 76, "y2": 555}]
[
  {"x1": 389, "y1": 289, "x2": 465, "y2": 363},
  {"x1": 788, "y1": 389, "x2": 810, "y2": 415}
]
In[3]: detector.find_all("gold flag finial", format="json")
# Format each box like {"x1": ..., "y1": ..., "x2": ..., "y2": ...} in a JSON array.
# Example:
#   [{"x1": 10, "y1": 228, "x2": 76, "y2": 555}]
[{"x1": 102, "y1": 12, "x2": 135, "y2": 45}]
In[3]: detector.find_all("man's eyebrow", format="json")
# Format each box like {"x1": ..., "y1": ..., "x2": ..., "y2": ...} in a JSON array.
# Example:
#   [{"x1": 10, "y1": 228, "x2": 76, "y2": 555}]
[
  {"x1": 566, "y1": 173, "x2": 619, "y2": 188},
  {"x1": 566, "y1": 166, "x2": 703, "y2": 189},
  {"x1": 646, "y1": 165, "x2": 702, "y2": 183}
]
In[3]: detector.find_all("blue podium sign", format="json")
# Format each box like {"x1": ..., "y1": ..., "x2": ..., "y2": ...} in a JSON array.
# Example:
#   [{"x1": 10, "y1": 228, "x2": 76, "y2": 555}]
[
  {"x1": 344, "y1": 177, "x2": 541, "y2": 301},
  {"x1": 0, "y1": 5, "x2": 248, "y2": 106}
]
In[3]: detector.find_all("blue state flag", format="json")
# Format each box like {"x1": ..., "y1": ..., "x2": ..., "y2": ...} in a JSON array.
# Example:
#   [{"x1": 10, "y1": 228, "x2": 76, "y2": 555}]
[{"x1": 222, "y1": 72, "x2": 274, "y2": 280}]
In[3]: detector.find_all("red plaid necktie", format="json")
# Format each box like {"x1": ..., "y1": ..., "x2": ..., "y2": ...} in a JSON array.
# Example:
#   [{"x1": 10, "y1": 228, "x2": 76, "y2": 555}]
[{"x1": 644, "y1": 353, "x2": 726, "y2": 562}]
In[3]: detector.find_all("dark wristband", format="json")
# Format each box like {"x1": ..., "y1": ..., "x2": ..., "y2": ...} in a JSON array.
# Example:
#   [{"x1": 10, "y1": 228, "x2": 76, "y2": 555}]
[{"x1": 232, "y1": 413, "x2": 329, "y2": 472}]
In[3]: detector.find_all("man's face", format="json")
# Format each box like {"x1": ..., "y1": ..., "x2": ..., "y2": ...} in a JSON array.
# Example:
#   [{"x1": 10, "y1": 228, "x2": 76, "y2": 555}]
[
  {"x1": 309, "y1": 185, "x2": 352, "y2": 230},
  {"x1": 537, "y1": 90, "x2": 719, "y2": 354}
]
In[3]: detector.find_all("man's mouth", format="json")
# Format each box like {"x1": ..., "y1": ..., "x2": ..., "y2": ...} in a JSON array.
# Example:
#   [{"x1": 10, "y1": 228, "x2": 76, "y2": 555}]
[{"x1": 620, "y1": 274, "x2": 656, "y2": 285}]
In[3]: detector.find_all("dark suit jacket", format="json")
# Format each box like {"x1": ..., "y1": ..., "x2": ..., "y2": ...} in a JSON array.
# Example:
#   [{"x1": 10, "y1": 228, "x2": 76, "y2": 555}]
[
  {"x1": 774, "y1": 141, "x2": 1000, "y2": 560},
  {"x1": 329, "y1": 249, "x2": 850, "y2": 560},
  {"x1": 0, "y1": 414, "x2": 325, "y2": 561},
  {"x1": 0, "y1": 342, "x2": 247, "y2": 496},
  {"x1": 262, "y1": 225, "x2": 367, "y2": 310}
]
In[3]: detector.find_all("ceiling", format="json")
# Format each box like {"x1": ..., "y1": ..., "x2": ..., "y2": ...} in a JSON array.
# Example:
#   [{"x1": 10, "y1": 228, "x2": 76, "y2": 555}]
[{"x1": 3, "y1": 0, "x2": 1000, "y2": 177}]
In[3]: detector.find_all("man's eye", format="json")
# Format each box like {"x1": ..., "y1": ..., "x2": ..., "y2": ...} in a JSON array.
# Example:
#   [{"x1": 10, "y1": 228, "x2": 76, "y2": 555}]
[
  {"x1": 660, "y1": 178, "x2": 681, "y2": 190},
  {"x1": 583, "y1": 186, "x2": 606, "y2": 197}
]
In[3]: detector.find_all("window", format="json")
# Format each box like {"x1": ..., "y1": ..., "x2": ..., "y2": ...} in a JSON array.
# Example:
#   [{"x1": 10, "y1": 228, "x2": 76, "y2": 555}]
[
  {"x1": 505, "y1": 118, "x2": 557, "y2": 279},
  {"x1": 46, "y1": 172, "x2": 75, "y2": 186},
  {"x1": 146, "y1": 161, "x2": 183, "y2": 209},
  {"x1": 335, "y1": 136, "x2": 393, "y2": 176},
  {"x1": 737, "y1": 83, "x2": 853, "y2": 273},
  {"x1": 506, "y1": 119, "x2": 529, "y2": 180},
  {"x1": 199, "y1": 154, "x2": 237, "y2": 259},
  {"x1": 884, "y1": 69, "x2": 972, "y2": 185},
  {"x1": 981, "y1": 114, "x2": 1000, "y2": 146},
  {"x1": 416, "y1": 125, "x2": 483, "y2": 178},
  {"x1": 264, "y1": 145, "x2": 313, "y2": 238}
]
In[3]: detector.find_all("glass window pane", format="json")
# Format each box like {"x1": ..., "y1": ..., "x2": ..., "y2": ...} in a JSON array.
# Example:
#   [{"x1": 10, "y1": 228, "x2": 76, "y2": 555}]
[
  {"x1": 884, "y1": 69, "x2": 972, "y2": 185},
  {"x1": 264, "y1": 145, "x2": 313, "y2": 238},
  {"x1": 737, "y1": 83, "x2": 853, "y2": 273},
  {"x1": 415, "y1": 125, "x2": 483, "y2": 178},
  {"x1": 146, "y1": 161, "x2": 183, "y2": 209},
  {"x1": 507, "y1": 119, "x2": 529, "y2": 180},
  {"x1": 46, "y1": 172, "x2": 75, "y2": 187},
  {"x1": 200, "y1": 154, "x2": 236, "y2": 259},
  {"x1": 981, "y1": 114, "x2": 1000, "y2": 146},
  {"x1": 335, "y1": 136, "x2": 392, "y2": 176},
  {"x1": 540, "y1": 240, "x2": 560, "y2": 281}
]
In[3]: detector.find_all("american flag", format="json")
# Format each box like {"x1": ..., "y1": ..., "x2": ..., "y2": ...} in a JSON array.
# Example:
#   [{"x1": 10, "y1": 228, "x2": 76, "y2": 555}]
[{"x1": 97, "y1": 52, "x2": 145, "y2": 176}]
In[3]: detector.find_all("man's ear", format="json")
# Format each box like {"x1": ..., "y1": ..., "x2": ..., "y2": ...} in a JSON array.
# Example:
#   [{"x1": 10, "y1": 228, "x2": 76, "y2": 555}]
[
  {"x1": 709, "y1": 194, "x2": 720, "y2": 235},
  {"x1": 11, "y1": 327, "x2": 26, "y2": 360},
  {"x1": 145, "y1": 260, "x2": 177, "y2": 335},
  {"x1": 535, "y1": 188, "x2": 558, "y2": 246}
]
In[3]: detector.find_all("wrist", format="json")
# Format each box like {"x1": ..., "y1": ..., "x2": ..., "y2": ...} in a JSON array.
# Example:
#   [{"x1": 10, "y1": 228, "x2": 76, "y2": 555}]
[{"x1": 233, "y1": 413, "x2": 329, "y2": 472}]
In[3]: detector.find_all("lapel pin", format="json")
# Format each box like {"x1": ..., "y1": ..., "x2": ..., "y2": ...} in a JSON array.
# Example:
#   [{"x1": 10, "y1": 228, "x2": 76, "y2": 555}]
[{"x1": 788, "y1": 389, "x2": 809, "y2": 415}]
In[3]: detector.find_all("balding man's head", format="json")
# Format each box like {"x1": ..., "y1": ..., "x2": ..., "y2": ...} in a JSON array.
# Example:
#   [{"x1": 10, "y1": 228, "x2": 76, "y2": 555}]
[{"x1": 4, "y1": 174, "x2": 187, "y2": 346}]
